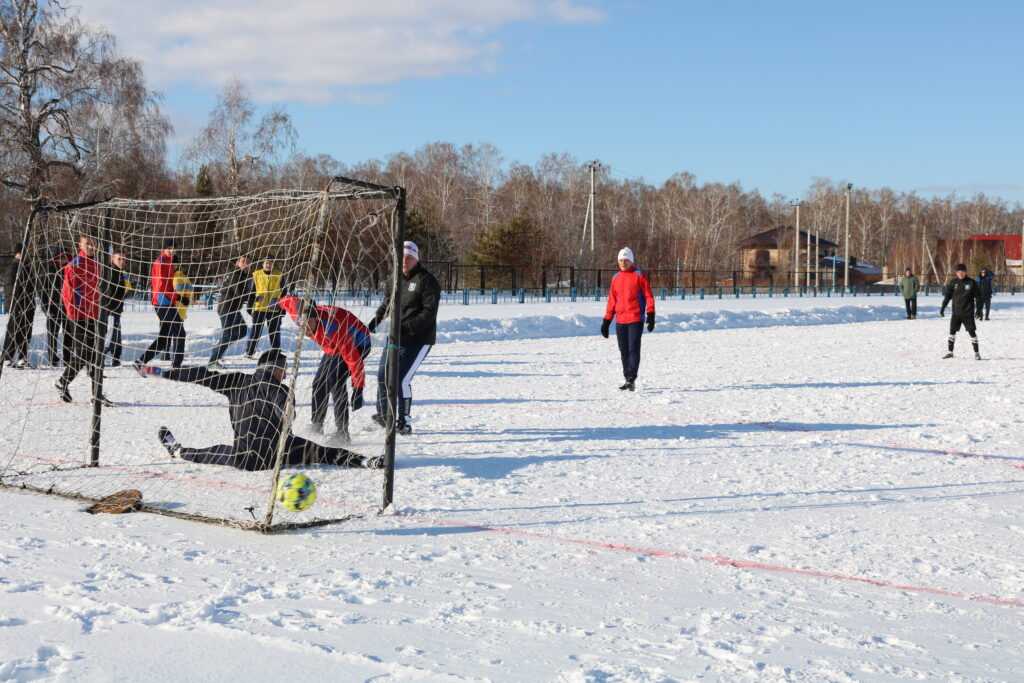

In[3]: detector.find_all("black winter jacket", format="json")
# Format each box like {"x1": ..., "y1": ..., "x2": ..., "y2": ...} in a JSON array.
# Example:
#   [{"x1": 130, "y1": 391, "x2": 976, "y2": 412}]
[
  {"x1": 101, "y1": 265, "x2": 130, "y2": 314},
  {"x1": 373, "y1": 263, "x2": 441, "y2": 346},
  {"x1": 163, "y1": 365, "x2": 291, "y2": 470},
  {"x1": 217, "y1": 267, "x2": 255, "y2": 315},
  {"x1": 977, "y1": 273, "x2": 994, "y2": 300},
  {"x1": 941, "y1": 277, "x2": 980, "y2": 319}
]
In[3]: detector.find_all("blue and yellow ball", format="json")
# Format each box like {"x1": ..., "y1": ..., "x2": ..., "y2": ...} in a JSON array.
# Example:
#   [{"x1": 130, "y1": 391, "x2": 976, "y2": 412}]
[{"x1": 276, "y1": 473, "x2": 317, "y2": 512}]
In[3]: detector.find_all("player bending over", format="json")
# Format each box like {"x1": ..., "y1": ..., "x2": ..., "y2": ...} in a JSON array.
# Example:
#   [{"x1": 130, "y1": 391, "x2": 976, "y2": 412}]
[
  {"x1": 279, "y1": 295, "x2": 371, "y2": 442},
  {"x1": 940, "y1": 263, "x2": 981, "y2": 360},
  {"x1": 137, "y1": 349, "x2": 381, "y2": 470}
]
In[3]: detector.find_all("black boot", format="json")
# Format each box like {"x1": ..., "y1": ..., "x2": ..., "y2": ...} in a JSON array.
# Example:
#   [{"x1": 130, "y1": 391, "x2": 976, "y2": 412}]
[{"x1": 55, "y1": 378, "x2": 71, "y2": 403}]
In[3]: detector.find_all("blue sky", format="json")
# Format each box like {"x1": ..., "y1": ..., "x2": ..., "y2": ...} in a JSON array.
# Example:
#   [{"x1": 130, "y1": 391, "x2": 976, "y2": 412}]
[{"x1": 81, "y1": 1, "x2": 1024, "y2": 203}]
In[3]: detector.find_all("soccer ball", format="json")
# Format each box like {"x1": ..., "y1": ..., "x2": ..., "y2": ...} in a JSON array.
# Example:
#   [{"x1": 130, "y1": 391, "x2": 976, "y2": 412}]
[{"x1": 276, "y1": 473, "x2": 317, "y2": 512}]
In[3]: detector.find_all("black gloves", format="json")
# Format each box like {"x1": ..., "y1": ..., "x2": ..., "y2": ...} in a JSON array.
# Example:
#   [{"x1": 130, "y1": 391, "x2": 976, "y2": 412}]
[
  {"x1": 600, "y1": 318, "x2": 611, "y2": 338},
  {"x1": 351, "y1": 387, "x2": 364, "y2": 411},
  {"x1": 646, "y1": 312, "x2": 655, "y2": 332},
  {"x1": 366, "y1": 318, "x2": 378, "y2": 333},
  {"x1": 939, "y1": 307, "x2": 945, "y2": 318}
]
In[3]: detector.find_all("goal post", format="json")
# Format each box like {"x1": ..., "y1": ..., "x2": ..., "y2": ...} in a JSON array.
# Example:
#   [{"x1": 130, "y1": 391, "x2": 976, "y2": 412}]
[{"x1": 0, "y1": 177, "x2": 406, "y2": 531}]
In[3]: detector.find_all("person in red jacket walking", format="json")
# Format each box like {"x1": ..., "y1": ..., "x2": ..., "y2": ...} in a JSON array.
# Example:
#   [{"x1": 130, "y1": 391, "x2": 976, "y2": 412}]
[
  {"x1": 135, "y1": 239, "x2": 186, "y2": 370},
  {"x1": 601, "y1": 247, "x2": 655, "y2": 391},
  {"x1": 57, "y1": 235, "x2": 111, "y2": 404},
  {"x1": 279, "y1": 296, "x2": 372, "y2": 442}
]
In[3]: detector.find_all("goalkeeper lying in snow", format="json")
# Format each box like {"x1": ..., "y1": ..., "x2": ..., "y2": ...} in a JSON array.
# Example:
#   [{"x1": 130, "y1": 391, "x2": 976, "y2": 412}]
[{"x1": 137, "y1": 349, "x2": 382, "y2": 471}]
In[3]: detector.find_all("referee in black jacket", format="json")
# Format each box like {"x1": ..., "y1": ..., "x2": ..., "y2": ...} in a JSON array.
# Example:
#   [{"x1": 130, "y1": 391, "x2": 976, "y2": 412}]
[
  {"x1": 940, "y1": 263, "x2": 981, "y2": 360},
  {"x1": 369, "y1": 241, "x2": 440, "y2": 435}
]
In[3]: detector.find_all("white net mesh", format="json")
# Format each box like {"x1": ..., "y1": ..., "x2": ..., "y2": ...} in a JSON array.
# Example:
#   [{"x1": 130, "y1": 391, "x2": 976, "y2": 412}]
[{"x1": 0, "y1": 182, "x2": 402, "y2": 530}]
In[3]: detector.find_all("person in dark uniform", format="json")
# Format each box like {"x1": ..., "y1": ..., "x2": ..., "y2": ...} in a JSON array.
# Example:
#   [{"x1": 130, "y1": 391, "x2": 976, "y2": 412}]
[
  {"x1": 208, "y1": 255, "x2": 253, "y2": 367},
  {"x1": 2, "y1": 246, "x2": 36, "y2": 368},
  {"x1": 940, "y1": 263, "x2": 981, "y2": 360},
  {"x1": 368, "y1": 241, "x2": 440, "y2": 435},
  {"x1": 140, "y1": 349, "x2": 380, "y2": 471},
  {"x1": 44, "y1": 246, "x2": 69, "y2": 367},
  {"x1": 976, "y1": 267, "x2": 993, "y2": 321},
  {"x1": 100, "y1": 251, "x2": 132, "y2": 366}
]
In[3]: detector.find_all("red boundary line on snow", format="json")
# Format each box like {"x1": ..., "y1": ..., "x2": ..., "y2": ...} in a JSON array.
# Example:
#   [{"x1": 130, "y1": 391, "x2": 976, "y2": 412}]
[
  {"x1": 10, "y1": 445, "x2": 1024, "y2": 609},
  {"x1": 436, "y1": 519, "x2": 1024, "y2": 609}
]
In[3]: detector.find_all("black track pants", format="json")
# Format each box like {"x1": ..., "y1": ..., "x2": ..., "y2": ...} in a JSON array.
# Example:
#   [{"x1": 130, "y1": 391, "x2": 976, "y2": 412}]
[
  {"x1": 180, "y1": 434, "x2": 364, "y2": 471},
  {"x1": 948, "y1": 314, "x2": 979, "y2": 353},
  {"x1": 616, "y1": 321, "x2": 643, "y2": 382}
]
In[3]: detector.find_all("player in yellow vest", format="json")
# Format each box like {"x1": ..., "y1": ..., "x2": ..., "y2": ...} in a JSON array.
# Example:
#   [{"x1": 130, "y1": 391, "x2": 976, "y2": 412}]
[
  {"x1": 246, "y1": 258, "x2": 287, "y2": 357},
  {"x1": 173, "y1": 270, "x2": 194, "y2": 321}
]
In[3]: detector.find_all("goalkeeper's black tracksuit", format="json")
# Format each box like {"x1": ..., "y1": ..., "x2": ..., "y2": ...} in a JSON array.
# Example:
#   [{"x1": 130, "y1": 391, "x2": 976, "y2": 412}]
[
  {"x1": 941, "y1": 276, "x2": 980, "y2": 355},
  {"x1": 160, "y1": 365, "x2": 367, "y2": 470}
]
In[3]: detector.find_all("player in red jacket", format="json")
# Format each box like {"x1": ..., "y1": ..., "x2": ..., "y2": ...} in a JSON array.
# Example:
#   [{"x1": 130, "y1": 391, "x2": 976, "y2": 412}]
[
  {"x1": 57, "y1": 234, "x2": 111, "y2": 404},
  {"x1": 136, "y1": 239, "x2": 186, "y2": 370},
  {"x1": 279, "y1": 296, "x2": 372, "y2": 442},
  {"x1": 601, "y1": 247, "x2": 655, "y2": 391}
]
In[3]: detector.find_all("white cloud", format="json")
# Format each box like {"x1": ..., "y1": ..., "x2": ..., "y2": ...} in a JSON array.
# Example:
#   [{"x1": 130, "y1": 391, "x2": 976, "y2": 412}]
[{"x1": 75, "y1": 0, "x2": 605, "y2": 103}]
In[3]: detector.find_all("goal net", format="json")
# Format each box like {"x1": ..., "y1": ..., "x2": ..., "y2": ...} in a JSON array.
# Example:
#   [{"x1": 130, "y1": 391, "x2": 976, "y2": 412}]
[{"x1": 0, "y1": 177, "x2": 406, "y2": 531}]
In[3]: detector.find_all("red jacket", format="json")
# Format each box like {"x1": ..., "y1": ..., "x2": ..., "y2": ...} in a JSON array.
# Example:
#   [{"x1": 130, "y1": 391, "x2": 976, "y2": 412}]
[
  {"x1": 604, "y1": 267, "x2": 655, "y2": 324},
  {"x1": 150, "y1": 253, "x2": 177, "y2": 307},
  {"x1": 61, "y1": 250, "x2": 100, "y2": 321},
  {"x1": 279, "y1": 296, "x2": 371, "y2": 389}
]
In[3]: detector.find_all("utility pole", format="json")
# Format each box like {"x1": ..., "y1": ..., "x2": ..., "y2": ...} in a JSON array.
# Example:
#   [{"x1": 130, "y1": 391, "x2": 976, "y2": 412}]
[
  {"x1": 577, "y1": 161, "x2": 600, "y2": 261},
  {"x1": 792, "y1": 201, "x2": 802, "y2": 289},
  {"x1": 806, "y1": 219, "x2": 811, "y2": 290},
  {"x1": 814, "y1": 223, "x2": 820, "y2": 290},
  {"x1": 844, "y1": 183, "x2": 852, "y2": 291}
]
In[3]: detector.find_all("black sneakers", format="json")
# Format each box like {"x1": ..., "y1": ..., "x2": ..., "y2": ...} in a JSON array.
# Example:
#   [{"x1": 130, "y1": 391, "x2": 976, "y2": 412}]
[
  {"x1": 55, "y1": 378, "x2": 71, "y2": 403},
  {"x1": 942, "y1": 352, "x2": 954, "y2": 359},
  {"x1": 619, "y1": 381, "x2": 636, "y2": 391},
  {"x1": 158, "y1": 426, "x2": 181, "y2": 457}
]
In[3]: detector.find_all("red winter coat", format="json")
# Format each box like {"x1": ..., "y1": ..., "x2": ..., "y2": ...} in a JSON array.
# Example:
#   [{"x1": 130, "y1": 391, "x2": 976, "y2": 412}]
[
  {"x1": 604, "y1": 267, "x2": 655, "y2": 324},
  {"x1": 61, "y1": 250, "x2": 100, "y2": 321},
  {"x1": 150, "y1": 253, "x2": 177, "y2": 307},
  {"x1": 279, "y1": 296, "x2": 372, "y2": 389}
]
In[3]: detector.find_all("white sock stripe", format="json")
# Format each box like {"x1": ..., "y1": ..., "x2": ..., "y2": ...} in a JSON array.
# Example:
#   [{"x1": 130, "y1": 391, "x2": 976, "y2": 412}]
[{"x1": 401, "y1": 345, "x2": 431, "y2": 397}]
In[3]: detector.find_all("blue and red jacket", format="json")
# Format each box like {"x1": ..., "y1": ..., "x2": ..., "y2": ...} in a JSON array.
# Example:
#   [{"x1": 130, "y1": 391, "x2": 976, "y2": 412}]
[
  {"x1": 279, "y1": 296, "x2": 371, "y2": 389},
  {"x1": 61, "y1": 250, "x2": 100, "y2": 321},
  {"x1": 150, "y1": 253, "x2": 177, "y2": 307},
  {"x1": 604, "y1": 267, "x2": 655, "y2": 325}
]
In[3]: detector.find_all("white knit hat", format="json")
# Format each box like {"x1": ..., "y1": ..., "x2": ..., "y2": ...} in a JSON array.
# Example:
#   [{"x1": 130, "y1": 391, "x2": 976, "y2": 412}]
[
  {"x1": 617, "y1": 247, "x2": 634, "y2": 263},
  {"x1": 403, "y1": 241, "x2": 419, "y2": 260}
]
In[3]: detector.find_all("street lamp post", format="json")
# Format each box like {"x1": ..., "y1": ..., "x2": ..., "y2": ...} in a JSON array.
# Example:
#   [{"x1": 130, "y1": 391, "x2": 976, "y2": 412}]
[
  {"x1": 792, "y1": 201, "x2": 802, "y2": 289},
  {"x1": 844, "y1": 183, "x2": 852, "y2": 292}
]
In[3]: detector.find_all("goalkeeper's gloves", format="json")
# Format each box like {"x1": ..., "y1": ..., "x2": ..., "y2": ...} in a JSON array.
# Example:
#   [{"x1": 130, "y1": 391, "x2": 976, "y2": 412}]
[
  {"x1": 600, "y1": 318, "x2": 611, "y2": 338},
  {"x1": 646, "y1": 312, "x2": 655, "y2": 332},
  {"x1": 351, "y1": 387, "x2": 364, "y2": 411}
]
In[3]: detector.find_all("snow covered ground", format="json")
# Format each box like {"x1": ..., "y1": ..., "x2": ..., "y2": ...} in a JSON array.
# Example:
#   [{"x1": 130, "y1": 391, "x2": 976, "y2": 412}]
[{"x1": 3, "y1": 294, "x2": 1024, "y2": 681}]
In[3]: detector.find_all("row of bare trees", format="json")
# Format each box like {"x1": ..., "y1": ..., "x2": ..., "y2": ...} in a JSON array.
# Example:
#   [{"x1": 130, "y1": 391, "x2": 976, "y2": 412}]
[{"x1": 3, "y1": 0, "x2": 1022, "y2": 283}]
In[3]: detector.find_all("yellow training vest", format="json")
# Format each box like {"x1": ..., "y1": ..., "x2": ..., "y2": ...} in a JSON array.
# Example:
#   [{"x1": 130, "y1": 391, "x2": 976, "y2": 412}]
[
  {"x1": 252, "y1": 270, "x2": 283, "y2": 312},
  {"x1": 173, "y1": 271, "x2": 194, "y2": 321}
]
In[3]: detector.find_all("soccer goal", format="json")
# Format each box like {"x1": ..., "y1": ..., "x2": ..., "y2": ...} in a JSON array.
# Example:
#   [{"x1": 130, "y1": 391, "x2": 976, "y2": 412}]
[{"x1": 0, "y1": 177, "x2": 407, "y2": 531}]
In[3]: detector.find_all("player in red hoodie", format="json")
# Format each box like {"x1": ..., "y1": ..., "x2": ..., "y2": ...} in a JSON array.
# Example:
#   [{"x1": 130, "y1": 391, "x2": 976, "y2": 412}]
[
  {"x1": 601, "y1": 247, "x2": 655, "y2": 391},
  {"x1": 57, "y1": 234, "x2": 111, "y2": 404},
  {"x1": 279, "y1": 296, "x2": 372, "y2": 442},
  {"x1": 135, "y1": 239, "x2": 186, "y2": 370}
]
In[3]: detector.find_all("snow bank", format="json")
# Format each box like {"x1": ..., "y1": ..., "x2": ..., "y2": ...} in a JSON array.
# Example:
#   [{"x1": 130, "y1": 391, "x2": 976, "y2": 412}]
[{"x1": 434, "y1": 304, "x2": 913, "y2": 343}]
